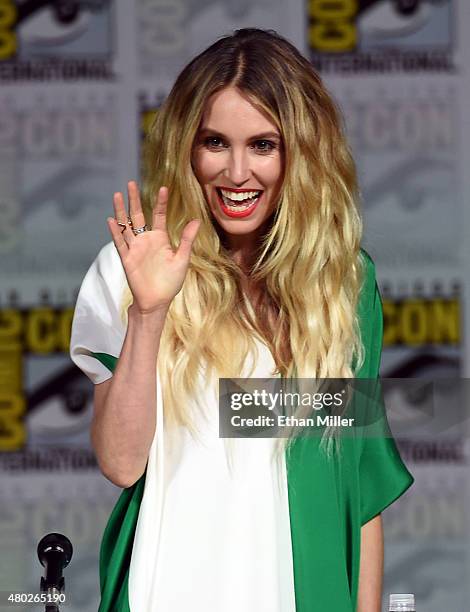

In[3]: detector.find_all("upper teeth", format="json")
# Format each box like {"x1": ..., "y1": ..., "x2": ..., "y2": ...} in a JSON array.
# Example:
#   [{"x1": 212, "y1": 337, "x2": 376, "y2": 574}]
[{"x1": 220, "y1": 189, "x2": 261, "y2": 201}]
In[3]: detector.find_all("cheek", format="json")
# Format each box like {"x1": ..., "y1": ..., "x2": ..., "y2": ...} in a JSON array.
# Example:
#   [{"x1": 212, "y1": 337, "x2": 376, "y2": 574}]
[
  {"x1": 193, "y1": 150, "x2": 221, "y2": 182},
  {"x1": 258, "y1": 157, "x2": 283, "y2": 188},
  {"x1": 192, "y1": 154, "x2": 215, "y2": 204}
]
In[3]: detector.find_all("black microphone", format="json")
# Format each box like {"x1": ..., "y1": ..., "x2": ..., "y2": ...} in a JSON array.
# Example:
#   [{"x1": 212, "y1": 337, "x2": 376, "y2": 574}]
[{"x1": 37, "y1": 533, "x2": 73, "y2": 611}]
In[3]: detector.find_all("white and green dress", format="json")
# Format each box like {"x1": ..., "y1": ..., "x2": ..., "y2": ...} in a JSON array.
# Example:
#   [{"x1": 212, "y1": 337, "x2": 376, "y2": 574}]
[{"x1": 70, "y1": 242, "x2": 413, "y2": 612}]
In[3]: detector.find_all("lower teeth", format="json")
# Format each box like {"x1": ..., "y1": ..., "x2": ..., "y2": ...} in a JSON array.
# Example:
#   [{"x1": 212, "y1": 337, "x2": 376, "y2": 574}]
[{"x1": 221, "y1": 194, "x2": 260, "y2": 210}]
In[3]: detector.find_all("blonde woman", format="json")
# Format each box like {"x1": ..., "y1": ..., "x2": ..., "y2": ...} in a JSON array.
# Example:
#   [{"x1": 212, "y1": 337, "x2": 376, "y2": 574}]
[{"x1": 70, "y1": 28, "x2": 413, "y2": 612}]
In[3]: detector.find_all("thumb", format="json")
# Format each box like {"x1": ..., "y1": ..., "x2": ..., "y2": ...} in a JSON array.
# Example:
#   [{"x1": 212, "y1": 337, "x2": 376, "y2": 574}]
[{"x1": 175, "y1": 219, "x2": 200, "y2": 262}]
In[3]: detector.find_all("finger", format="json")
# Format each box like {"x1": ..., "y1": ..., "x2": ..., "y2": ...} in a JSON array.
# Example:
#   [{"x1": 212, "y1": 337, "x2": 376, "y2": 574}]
[
  {"x1": 107, "y1": 217, "x2": 129, "y2": 258},
  {"x1": 175, "y1": 219, "x2": 201, "y2": 263},
  {"x1": 127, "y1": 180, "x2": 146, "y2": 230},
  {"x1": 113, "y1": 191, "x2": 127, "y2": 225},
  {"x1": 113, "y1": 192, "x2": 132, "y2": 246},
  {"x1": 152, "y1": 187, "x2": 169, "y2": 233}
]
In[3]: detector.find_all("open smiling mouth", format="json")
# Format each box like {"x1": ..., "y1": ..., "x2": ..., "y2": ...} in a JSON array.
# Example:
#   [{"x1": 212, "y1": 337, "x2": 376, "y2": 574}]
[{"x1": 215, "y1": 187, "x2": 263, "y2": 218}]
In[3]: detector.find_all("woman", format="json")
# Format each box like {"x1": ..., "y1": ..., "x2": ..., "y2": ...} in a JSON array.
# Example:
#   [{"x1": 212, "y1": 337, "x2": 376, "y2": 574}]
[{"x1": 70, "y1": 28, "x2": 413, "y2": 612}]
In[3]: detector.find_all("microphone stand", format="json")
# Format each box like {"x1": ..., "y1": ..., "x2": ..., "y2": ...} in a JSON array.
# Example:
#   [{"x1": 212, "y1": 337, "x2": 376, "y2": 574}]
[{"x1": 37, "y1": 533, "x2": 73, "y2": 611}]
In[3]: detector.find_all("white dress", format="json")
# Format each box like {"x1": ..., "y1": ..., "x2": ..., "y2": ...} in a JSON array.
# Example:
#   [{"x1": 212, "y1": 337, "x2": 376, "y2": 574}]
[{"x1": 70, "y1": 242, "x2": 297, "y2": 612}]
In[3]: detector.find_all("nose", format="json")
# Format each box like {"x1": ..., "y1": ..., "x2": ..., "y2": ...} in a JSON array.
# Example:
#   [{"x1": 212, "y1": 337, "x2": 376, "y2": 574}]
[{"x1": 224, "y1": 147, "x2": 251, "y2": 185}]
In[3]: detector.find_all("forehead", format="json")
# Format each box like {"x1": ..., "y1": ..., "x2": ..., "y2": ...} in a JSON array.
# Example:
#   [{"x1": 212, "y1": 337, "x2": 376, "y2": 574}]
[{"x1": 199, "y1": 87, "x2": 278, "y2": 135}]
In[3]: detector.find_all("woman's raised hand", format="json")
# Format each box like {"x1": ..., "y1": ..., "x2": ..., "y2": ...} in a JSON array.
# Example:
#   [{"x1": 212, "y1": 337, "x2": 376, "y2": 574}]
[{"x1": 107, "y1": 181, "x2": 200, "y2": 314}]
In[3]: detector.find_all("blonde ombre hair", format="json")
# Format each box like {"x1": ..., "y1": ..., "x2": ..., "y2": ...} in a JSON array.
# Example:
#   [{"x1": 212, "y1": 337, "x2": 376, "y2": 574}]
[{"x1": 120, "y1": 28, "x2": 366, "y2": 457}]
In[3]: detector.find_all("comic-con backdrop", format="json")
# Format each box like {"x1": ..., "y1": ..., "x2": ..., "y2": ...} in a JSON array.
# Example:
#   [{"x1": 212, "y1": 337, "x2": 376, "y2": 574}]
[{"x1": 0, "y1": 1, "x2": 469, "y2": 611}]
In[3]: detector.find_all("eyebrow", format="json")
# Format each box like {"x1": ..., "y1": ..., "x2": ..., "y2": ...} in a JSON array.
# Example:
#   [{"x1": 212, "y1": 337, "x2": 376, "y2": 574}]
[{"x1": 198, "y1": 127, "x2": 281, "y2": 140}]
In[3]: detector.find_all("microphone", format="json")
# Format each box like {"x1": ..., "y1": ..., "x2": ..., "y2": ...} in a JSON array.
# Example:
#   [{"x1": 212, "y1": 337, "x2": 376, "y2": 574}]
[{"x1": 37, "y1": 533, "x2": 73, "y2": 611}]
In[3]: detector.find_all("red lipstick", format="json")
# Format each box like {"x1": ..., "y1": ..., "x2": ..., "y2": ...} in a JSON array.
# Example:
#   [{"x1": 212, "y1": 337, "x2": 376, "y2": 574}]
[{"x1": 215, "y1": 187, "x2": 263, "y2": 219}]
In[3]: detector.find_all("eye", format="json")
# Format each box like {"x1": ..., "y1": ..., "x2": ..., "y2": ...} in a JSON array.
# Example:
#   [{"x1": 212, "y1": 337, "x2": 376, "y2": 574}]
[
  {"x1": 203, "y1": 136, "x2": 226, "y2": 150},
  {"x1": 252, "y1": 140, "x2": 277, "y2": 153}
]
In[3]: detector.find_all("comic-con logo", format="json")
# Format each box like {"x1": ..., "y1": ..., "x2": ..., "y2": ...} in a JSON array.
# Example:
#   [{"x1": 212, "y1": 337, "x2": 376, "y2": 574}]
[
  {"x1": 308, "y1": 0, "x2": 454, "y2": 73},
  {"x1": 381, "y1": 282, "x2": 460, "y2": 378},
  {"x1": 0, "y1": 300, "x2": 96, "y2": 454},
  {"x1": 0, "y1": 0, "x2": 114, "y2": 81}
]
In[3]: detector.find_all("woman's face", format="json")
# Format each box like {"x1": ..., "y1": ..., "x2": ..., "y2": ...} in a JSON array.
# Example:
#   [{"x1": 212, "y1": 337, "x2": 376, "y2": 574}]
[{"x1": 192, "y1": 87, "x2": 284, "y2": 246}]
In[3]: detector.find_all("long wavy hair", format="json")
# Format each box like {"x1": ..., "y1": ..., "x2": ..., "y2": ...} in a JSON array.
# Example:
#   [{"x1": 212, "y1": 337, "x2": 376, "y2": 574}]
[{"x1": 119, "y1": 28, "x2": 366, "y2": 460}]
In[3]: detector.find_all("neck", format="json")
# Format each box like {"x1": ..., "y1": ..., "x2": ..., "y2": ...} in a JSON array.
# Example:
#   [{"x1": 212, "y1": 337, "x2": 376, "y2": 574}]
[
  {"x1": 223, "y1": 215, "x2": 274, "y2": 273},
  {"x1": 223, "y1": 231, "x2": 258, "y2": 274}
]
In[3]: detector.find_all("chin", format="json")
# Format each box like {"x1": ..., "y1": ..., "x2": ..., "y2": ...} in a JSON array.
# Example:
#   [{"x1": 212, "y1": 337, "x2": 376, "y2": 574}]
[{"x1": 215, "y1": 215, "x2": 268, "y2": 233}]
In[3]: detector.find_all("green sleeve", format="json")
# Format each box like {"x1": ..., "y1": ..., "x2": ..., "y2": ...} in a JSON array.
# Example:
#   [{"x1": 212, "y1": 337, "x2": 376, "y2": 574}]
[{"x1": 356, "y1": 250, "x2": 414, "y2": 525}]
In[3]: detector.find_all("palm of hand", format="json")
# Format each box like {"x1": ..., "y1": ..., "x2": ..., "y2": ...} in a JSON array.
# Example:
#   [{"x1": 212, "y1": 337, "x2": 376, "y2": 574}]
[{"x1": 107, "y1": 182, "x2": 200, "y2": 314}]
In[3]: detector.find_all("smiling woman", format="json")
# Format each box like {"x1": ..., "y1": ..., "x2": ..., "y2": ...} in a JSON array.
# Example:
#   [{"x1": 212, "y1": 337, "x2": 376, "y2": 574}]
[
  {"x1": 70, "y1": 27, "x2": 413, "y2": 612},
  {"x1": 191, "y1": 87, "x2": 284, "y2": 241}
]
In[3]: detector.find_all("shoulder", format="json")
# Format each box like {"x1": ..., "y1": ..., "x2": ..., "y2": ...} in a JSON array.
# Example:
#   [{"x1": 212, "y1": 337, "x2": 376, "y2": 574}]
[
  {"x1": 359, "y1": 247, "x2": 377, "y2": 287},
  {"x1": 93, "y1": 240, "x2": 124, "y2": 279},
  {"x1": 357, "y1": 248, "x2": 379, "y2": 315},
  {"x1": 354, "y1": 248, "x2": 383, "y2": 376},
  {"x1": 76, "y1": 241, "x2": 128, "y2": 321},
  {"x1": 71, "y1": 242, "x2": 128, "y2": 382},
  {"x1": 83, "y1": 241, "x2": 126, "y2": 291}
]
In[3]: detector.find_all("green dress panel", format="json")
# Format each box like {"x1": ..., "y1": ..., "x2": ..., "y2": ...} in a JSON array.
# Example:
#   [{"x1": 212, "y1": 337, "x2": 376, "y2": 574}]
[
  {"x1": 285, "y1": 251, "x2": 414, "y2": 612},
  {"x1": 88, "y1": 250, "x2": 413, "y2": 612}
]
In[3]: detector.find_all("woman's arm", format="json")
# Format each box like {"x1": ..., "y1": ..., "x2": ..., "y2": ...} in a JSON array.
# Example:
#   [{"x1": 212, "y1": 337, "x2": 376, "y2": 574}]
[
  {"x1": 357, "y1": 514, "x2": 384, "y2": 612},
  {"x1": 91, "y1": 183, "x2": 199, "y2": 488},
  {"x1": 91, "y1": 302, "x2": 168, "y2": 488}
]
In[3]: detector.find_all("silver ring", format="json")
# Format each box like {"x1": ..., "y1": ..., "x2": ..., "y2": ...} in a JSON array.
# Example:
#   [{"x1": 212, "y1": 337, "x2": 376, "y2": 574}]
[{"x1": 132, "y1": 224, "x2": 148, "y2": 236}]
